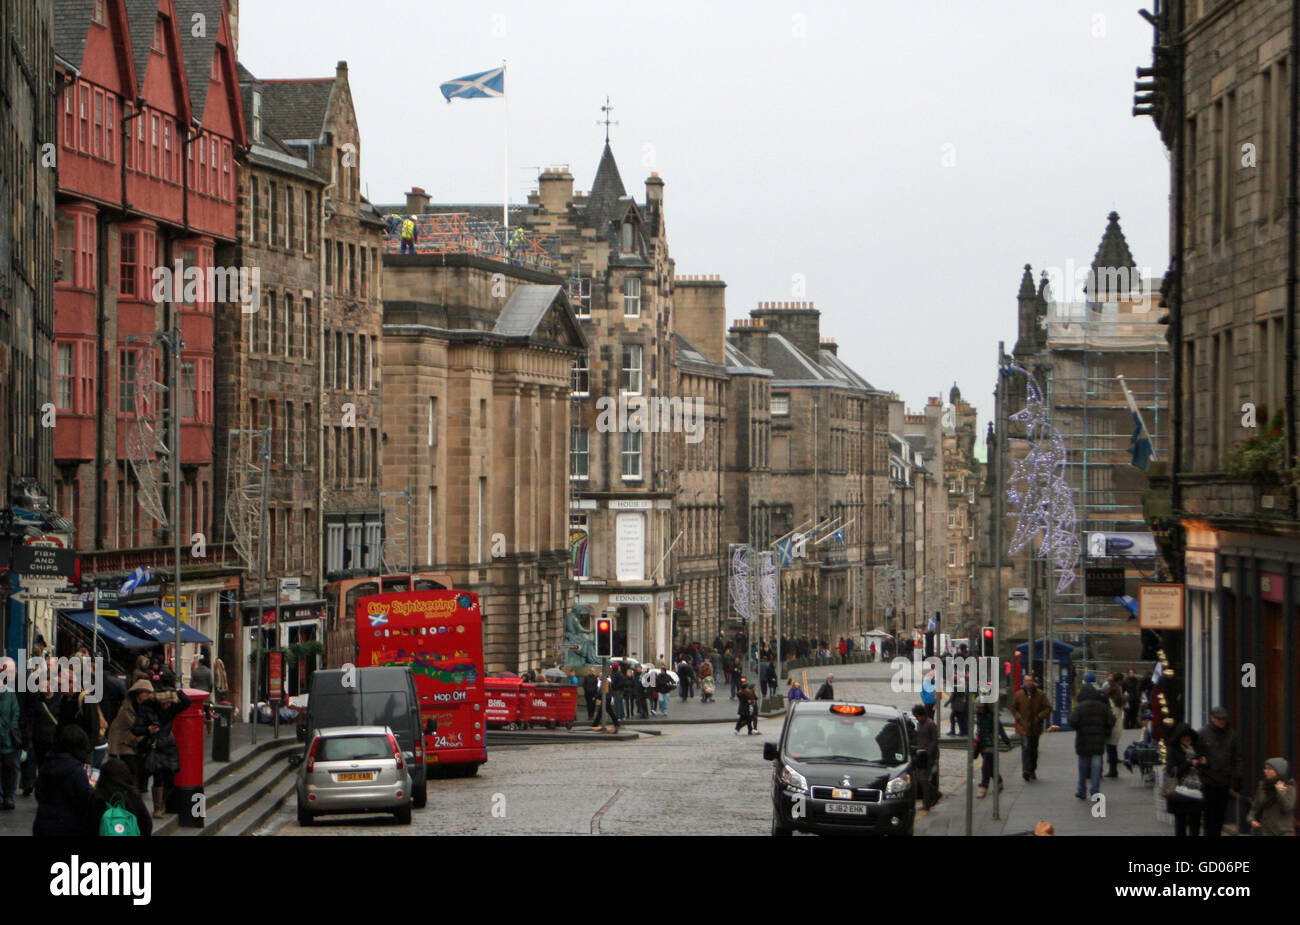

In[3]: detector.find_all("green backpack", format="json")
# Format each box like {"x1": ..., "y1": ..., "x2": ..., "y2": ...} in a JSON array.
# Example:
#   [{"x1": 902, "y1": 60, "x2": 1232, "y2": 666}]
[{"x1": 99, "y1": 794, "x2": 140, "y2": 836}]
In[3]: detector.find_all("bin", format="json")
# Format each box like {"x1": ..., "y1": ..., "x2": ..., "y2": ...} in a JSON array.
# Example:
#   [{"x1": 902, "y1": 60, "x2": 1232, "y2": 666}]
[
  {"x1": 529, "y1": 684, "x2": 577, "y2": 728},
  {"x1": 211, "y1": 703, "x2": 233, "y2": 762},
  {"x1": 485, "y1": 678, "x2": 524, "y2": 728},
  {"x1": 516, "y1": 682, "x2": 537, "y2": 728},
  {"x1": 170, "y1": 688, "x2": 209, "y2": 828}
]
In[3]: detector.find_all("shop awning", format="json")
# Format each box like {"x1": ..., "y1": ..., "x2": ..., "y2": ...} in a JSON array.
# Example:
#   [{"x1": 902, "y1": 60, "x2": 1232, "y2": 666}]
[
  {"x1": 63, "y1": 610, "x2": 155, "y2": 648},
  {"x1": 111, "y1": 606, "x2": 212, "y2": 644}
]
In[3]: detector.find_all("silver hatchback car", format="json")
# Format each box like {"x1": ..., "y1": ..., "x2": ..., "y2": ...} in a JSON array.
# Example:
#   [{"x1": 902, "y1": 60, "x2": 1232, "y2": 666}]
[{"x1": 295, "y1": 725, "x2": 413, "y2": 826}]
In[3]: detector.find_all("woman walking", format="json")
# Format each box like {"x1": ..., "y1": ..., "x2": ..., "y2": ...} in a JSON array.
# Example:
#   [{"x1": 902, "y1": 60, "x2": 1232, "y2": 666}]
[
  {"x1": 734, "y1": 680, "x2": 758, "y2": 735},
  {"x1": 1165, "y1": 722, "x2": 1206, "y2": 837},
  {"x1": 1246, "y1": 757, "x2": 1295, "y2": 836},
  {"x1": 109, "y1": 680, "x2": 152, "y2": 791},
  {"x1": 699, "y1": 661, "x2": 715, "y2": 703}
]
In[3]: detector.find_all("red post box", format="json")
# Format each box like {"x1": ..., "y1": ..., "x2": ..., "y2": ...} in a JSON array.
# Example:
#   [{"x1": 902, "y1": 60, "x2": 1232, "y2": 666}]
[{"x1": 171, "y1": 688, "x2": 209, "y2": 828}]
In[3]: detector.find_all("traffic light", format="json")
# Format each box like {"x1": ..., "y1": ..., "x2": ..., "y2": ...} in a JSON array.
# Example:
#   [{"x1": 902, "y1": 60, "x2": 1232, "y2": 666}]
[
  {"x1": 595, "y1": 614, "x2": 614, "y2": 658},
  {"x1": 980, "y1": 625, "x2": 996, "y2": 657}
]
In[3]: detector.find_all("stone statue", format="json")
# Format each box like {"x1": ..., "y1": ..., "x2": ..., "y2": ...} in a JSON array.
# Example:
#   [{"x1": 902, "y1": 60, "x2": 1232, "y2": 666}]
[{"x1": 564, "y1": 604, "x2": 600, "y2": 668}]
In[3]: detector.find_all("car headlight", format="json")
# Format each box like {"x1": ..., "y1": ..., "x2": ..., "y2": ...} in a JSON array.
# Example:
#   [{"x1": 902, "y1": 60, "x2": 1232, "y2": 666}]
[
  {"x1": 885, "y1": 773, "x2": 911, "y2": 798},
  {"x1": 779, "y1": 764, "x2": 808, "y2": 792}
]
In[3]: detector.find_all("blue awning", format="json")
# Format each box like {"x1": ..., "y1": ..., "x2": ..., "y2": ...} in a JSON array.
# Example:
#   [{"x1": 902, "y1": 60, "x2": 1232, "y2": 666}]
[
  {"x1": 110, "y1": 606, "x2": 212, "y2": 644},
  {"x1": 1014, "y1": 638, "x2": 1075, "y2": 663},
  {"x1": 63, "y1": 610, "x2": 155, "y2": 649}
]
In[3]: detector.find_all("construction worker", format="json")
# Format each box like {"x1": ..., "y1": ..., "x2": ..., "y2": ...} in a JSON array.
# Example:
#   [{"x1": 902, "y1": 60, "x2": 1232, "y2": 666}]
[
  {"x1": 509, "y1": 226, "x2": 526, "y2": 262},
  {"x1": 399, "y1": 216, "x2": 418, "y2": 255}
]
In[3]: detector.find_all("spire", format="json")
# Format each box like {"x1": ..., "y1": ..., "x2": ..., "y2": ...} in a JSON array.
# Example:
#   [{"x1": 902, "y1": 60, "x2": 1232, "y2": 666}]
[
  {"x1": 586, "y1": 141, "x2": 628, "y2": 230},
  {"x1": 1018, "y1": 264, "x2": 1036, "y2": 300},
  {"x1": 1087, "y1": 211, "x2": 1137, "y2": 300}
]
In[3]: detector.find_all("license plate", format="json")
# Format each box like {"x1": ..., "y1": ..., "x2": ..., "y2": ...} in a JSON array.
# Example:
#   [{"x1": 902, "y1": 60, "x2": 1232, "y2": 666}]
[
  {"x1": 830, "y1": 788, "x2": 853, "y2": 800},
  {"x1": 824, "y1": 801, "x2": 868, "y2": 815},
  {"x1": 336, "y1": 771, "x2": 375, "y2": 782}
]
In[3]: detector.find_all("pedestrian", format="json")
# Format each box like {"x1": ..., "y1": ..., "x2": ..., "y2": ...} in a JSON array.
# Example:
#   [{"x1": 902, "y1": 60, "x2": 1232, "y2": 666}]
[
  {"x1": 191, "y1": 654, "x2": 213, "y2": 695},
  {"x1": 1068, "y1": 673, "x2": 1114, "y2": 801},
  {"x1": 73, "y1": 669, "x2": 110, "y2": 770},
  {"x1": 32, "y1": 725, "x2": 93, "y2": 836},
  {"x1": 815, "y1": 674, "x2": 835, "y2": 701},
  {"x1": 698, "y1": 660, "x2": 715, "y2": 703},
  {"x1": 1104, "y1": 682, "x2": 1125, "y2": 778},
  {"x1": 642, "y1": 663, "x2": 659, "y2": 715},
  {"x1": 0, "y1": 657, "x2": 20, "y2": 810},
  {"x1": 582, "y1": 667, "x2": 598, "y2": 722},
  {"x1": 1164, "y1": 722, "x2": 1206, "y2": 837},
  {"x1": 399, "y1": 215, "x2": 418, "y2": 254},
  {"x1": 761, "y1": 656, "x2": 777, "y2": 699},
  {"x1": 869, "y1": 641, "x2": 876, "y2": 662},
  {"x1": 1011, "y1": 674, "x2": 1051, "y2": 781},
  {"x1": 132, "y1": 686, "x2": 191, "y2": 818},
  {"x1": 912, "y1": 704, "x2": 940, "y2": 810},
  {"x1": 109, "y1": 680, "x2": 151, "y2": 791},
  {"x1": 1196, "y1": 705, "x2": 1241, "y2": 837},
  {"x1": 633, "y1": 665, "x2": 650, "y2": 718},
  {"x1": 787, "y1": 680, "x2": 808, "y2": 703},
  {"x1": 946, "y1": 687, "x2": 969, "y2": 737},
  {"x1": 735, "y1": 680, "x2": 758, "y2": 735},
  {"x1": 974, "y1": 700, "x2": 1009, "y2": 798},
  {"x1": 213, "y1": 657, "x2": 230, "y2": 708},
  {"x1": 838, "y1": 637, "x2": 848, "y2": 664},
  {"x1": 129, "y1": 654, "x2": 151, "y2": 686},
  {"x1": 1246, "y1": 758, "x2": 1295, "y2": 836},
  {"x1": 1123, "y1": 669, "x2": 1141, "y2": 729},
  {"x1": 655, "y1": 661, "x2": 674, "y2": 716},
  {"x1": 920, "y1": 668, "x2": 937, "y2": 719},
  {"x1": 610, "y1": 663, "x2": 627, "y2": 721},
  {"x1": 601, "y1": 672, "x2": 620, "y2": 733},
  {"x1": 677, "y1": 658, "x2": 695, "y2": 701},
  {"x1": 89, "y1": 757, "x2": 152, "y2": 837}
]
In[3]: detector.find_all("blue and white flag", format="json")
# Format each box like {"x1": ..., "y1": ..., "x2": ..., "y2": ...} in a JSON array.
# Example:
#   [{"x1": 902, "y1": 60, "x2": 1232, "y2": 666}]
[
  {"x1": 1114, "y1": 594, "x2": 1139, "y2": 617},
  {"x1": 119, "y1": 567, "x2": 152, "y2": 596},
  {"x1": 1129, "y1": 411, "x2": 1153, "y2": 471},
  {"x1": 831, "y1": 527, "x2": 846, "y2": 546},
  {"x1": 440, "y1": 67, "x2": 504, "y2": 102}
]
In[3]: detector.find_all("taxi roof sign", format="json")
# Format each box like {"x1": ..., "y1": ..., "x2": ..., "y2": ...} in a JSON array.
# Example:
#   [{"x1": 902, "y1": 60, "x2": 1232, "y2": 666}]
[{"x1": 829, "y1": 704, "x2": 865, "y2": 715}]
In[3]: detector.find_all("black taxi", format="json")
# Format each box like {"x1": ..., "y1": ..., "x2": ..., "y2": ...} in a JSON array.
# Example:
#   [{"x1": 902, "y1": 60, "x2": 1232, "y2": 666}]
[{"x1": 763, "y1": 701, "x2": 925, "y2": 836}]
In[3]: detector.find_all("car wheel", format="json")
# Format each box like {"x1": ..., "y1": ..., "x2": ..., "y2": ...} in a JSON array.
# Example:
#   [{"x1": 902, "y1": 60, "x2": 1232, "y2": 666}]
[
  {"x1": 412, "y1": 781, "x2": 427, "y2": 809},
  {"x1": 394, "y1": 805, "x2": 412, "y2": 825},
  {"x1": 771, "y1": 810, "x2": 793, "y2": 837},
  {"x1": 297, "y1": 805, "x2": 313, "y2": 827}
]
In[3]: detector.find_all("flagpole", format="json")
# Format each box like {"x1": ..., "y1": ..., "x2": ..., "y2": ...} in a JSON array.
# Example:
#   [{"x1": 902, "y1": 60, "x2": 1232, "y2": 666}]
[{"x1": 502, "y1": 58, "x2": 508, "y2": 253}]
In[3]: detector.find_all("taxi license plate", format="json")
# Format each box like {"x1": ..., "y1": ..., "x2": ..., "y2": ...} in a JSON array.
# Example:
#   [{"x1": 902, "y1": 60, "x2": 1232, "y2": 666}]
[
  {"x1": 830, "y1": 788, "x2": 853, "y2": 800},
  {"x1": 824, "y1": 802, "x2": 867, "y2": 815},
  {"x1": 336, "y1": 771, "x2": 375, "y2": 782}
]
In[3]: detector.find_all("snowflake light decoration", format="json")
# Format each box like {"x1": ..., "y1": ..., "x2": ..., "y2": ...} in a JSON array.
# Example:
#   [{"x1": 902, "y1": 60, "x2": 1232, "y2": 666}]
[{"x1": 1004, "y1": 365, "x2": 1081, "y2": 592}]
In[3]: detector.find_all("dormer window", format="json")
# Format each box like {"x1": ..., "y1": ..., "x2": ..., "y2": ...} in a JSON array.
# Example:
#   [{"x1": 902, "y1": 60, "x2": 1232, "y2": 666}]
[
  {"x1": 152, "y1": 20, "x2": 164, "y2": 53},
  {"x1": 621, "y1": 220, "x2": 635, "y2": 252},
  {"x1": 252, "y1": 90, "x2": 262, "y2": 144},
  {"x1": 92, "y1": 0, "x2": 104, "y2": 24}
]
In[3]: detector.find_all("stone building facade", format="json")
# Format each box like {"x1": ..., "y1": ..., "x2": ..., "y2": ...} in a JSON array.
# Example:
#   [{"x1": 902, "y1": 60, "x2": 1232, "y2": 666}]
[
  {"x1": 1140, "y1": 0, "x2": 1300, "y2": 800},
  {"x1": 942, "y1": 384, "x2": 981, "y2": 638},
  {"x1": 379, "y1": 254, "x2": 584, "y2": 671}
]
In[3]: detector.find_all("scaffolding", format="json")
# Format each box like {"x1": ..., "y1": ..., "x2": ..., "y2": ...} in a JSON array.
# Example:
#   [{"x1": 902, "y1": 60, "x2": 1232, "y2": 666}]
[
  {"x1": 381, "y1": 212, "x2": 557, "y2": 270},
  {"x1": 1042, "y1": 297, "x2": 1169, "y2": 657}
]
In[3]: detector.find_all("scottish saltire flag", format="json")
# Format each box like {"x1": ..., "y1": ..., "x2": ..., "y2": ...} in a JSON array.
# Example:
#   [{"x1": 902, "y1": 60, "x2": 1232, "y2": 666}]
[
  {"x1": 440, "y1": 67, "x2": 504, "y2": 102},
  {"x1": 831, "y1": 527, "x2": 846, "y2": 545},
  {"x1": 1129, "y1": 411, "x2": 1153, "y2": 470},
  {"x1": 775, "y1": 537, "x2": 794, "y2": 567},
  {"x1": 119, "y1": 567, "x2": 152, "y2": 596},
  {"x1": 1114, "y1": 595, "x2": 1139, "y2": 617}
]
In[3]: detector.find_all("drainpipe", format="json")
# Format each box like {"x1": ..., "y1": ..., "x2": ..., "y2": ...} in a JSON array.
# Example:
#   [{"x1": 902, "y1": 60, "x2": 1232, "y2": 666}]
[
  {"x1": 1286, "y1": 0, "x2": 1299, "y2": 518},
  {"x1": 318, "y1": 181, "x2": 335, "y2": 588}
]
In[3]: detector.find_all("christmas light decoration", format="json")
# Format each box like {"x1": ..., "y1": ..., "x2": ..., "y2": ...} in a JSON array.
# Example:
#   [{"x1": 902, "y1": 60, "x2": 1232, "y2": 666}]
[
  {"x1": 730, "y1": 545, "x2": 753, "y2": 620},
  {"x1": 1004, "y1": 365, "x2": 1081, "y2": 592}
]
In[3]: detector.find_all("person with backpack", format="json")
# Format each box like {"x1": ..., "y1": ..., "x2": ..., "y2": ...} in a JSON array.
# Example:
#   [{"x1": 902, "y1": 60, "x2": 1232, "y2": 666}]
[
  {"x1": 399, "y1": 216, "x2": 419, "y2": 255},
  {"x1": 132, "y1": 687, "x2": 191, "y2": 818},
  {"x1": 32, "y1": 726, "x2": 93, "y2": 836},
  {"x1": 90, "y1": 757, "x2": 151, "y2": 836}
]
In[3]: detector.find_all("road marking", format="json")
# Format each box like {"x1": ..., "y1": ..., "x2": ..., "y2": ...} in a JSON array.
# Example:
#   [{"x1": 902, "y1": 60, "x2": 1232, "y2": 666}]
[{"x1": 590, "y1": 787, "x2": 623, "y2": 835}]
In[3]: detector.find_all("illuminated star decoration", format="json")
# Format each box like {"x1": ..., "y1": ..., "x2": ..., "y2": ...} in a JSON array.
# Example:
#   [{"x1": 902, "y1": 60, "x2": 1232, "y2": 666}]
[{"x1": 1004, "y1": 365, "x2": 1081, "y2": 592}]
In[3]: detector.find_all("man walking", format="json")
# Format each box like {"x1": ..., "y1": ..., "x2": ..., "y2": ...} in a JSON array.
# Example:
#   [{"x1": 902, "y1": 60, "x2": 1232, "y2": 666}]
[
  {"x1": 815, "y1": 674, "x2": 835, "y2": 701},
  {"x1": 1068, "y1": 674, "x2": 1114, "y2": 800},
  {"x1": 1122, "y1": 669, "x2": 1142, "y2": 729},
  {"x1": 582, "y1": 667, "x2": 598, "y2": 723},
  {"x1": 912, "y1": 704, "x2": 940, "y2": 810},
  {"x1": 1197, "y1": 706, "x2": 1241, "y2": 837},
  {"x1": 1011, "y1": 674, "x2": 1051, "y2": 781}
]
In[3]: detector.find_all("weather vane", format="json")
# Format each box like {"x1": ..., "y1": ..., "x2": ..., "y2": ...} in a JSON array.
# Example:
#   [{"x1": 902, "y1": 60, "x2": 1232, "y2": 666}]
[{"x1": 598, "y1": 96, "x2": 618, "y2": 143}]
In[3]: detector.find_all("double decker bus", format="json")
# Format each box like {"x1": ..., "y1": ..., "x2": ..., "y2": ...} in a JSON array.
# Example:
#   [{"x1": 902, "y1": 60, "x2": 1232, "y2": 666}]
[
  {"x1": 355, "y1": 589, "x2": 487, "y2": 775},
  {"x1": 324, "y1": 572, "x2": 454, "y2": 669}
]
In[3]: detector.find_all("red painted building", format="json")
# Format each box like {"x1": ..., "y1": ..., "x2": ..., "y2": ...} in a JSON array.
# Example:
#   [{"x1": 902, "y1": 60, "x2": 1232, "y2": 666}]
[{"x1": 52, "y1": 0, "x2": 245, "y2": 663}]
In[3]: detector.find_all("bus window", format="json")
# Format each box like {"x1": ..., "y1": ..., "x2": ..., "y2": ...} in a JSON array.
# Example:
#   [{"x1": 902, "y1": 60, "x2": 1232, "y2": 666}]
[
  {"x1": 345, "y1": 582, "x2": 380, "y2": 624},
  {"x1": 414, "y1": 579, "x2": 447, "y2": 591}
]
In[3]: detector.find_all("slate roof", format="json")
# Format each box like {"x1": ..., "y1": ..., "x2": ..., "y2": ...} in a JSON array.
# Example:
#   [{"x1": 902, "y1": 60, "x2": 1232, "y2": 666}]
[
  {"x1": 173, "y1": 0, "x2": 223, "y2": 120},
  {"x1": 124, "y1": 0, "x2": 161, "y2": 92},
  {"x1": 727, "y1": 329, "x2": 878, "y2": 393},
  {"x1": 586, "y1": 142, "x2": 627, "y2": 231},
  {"x1": 52, "y1": 0, "x2": 98, "y2": 69},
  {"x1": 1086, "y1": 211, "x2": 1138, "y2": 300},
  {"x1": 492, "y1": 285, "x2": 564, "y2": 336},
  {"x1": 724, "y1": 342, "x2": 770, "y2": 375},
  {"x1": 259, "y1": 78, "x2": 334, "y2": 142},
  {"x1": 673, "y1": 332, "x2": 726, "y2": 375}
]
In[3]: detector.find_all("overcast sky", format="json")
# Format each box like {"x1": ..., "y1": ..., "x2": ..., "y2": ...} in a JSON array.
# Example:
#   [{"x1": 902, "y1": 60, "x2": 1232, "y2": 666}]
[{"x1": 239, "y1": 1, "x2": 1170, "y2": 450}]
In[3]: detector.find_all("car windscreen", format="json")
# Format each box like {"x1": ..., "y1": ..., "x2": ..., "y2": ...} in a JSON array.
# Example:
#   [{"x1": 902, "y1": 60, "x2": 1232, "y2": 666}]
[
  {"x1": 784, "y1": 714, "x2": 909, "y2": 764},
  {"x1": 316, "y1": 735, "x2": 393, "y2": 762}
]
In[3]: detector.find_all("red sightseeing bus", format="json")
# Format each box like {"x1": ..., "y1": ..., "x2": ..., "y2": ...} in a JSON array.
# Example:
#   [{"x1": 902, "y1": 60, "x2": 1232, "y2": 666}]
[
  {"x1": 354, "y1": 589, "x2": 487, "y2": 775},
  {"x1": 324, "y1": 572, "x2": 454, "y2": 669}
]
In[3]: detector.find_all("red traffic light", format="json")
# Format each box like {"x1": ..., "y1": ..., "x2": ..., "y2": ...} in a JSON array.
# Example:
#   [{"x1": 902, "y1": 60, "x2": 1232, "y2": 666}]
[
  {"x1": 982, "y1": 628, "x2": 994, "y2": 639},
  {"x1": 598, "y1": 619, "x2": 610, "y2": 632}
]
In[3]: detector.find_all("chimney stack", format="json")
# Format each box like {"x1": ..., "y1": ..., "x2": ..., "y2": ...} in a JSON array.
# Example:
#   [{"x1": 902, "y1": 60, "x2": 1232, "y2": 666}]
[
  {"x1": 537, "y1": 167, "x2": 574, "y2": 213},
  {"x1": 405, "y1": 187, "x2": 430, "y2": 215}
]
